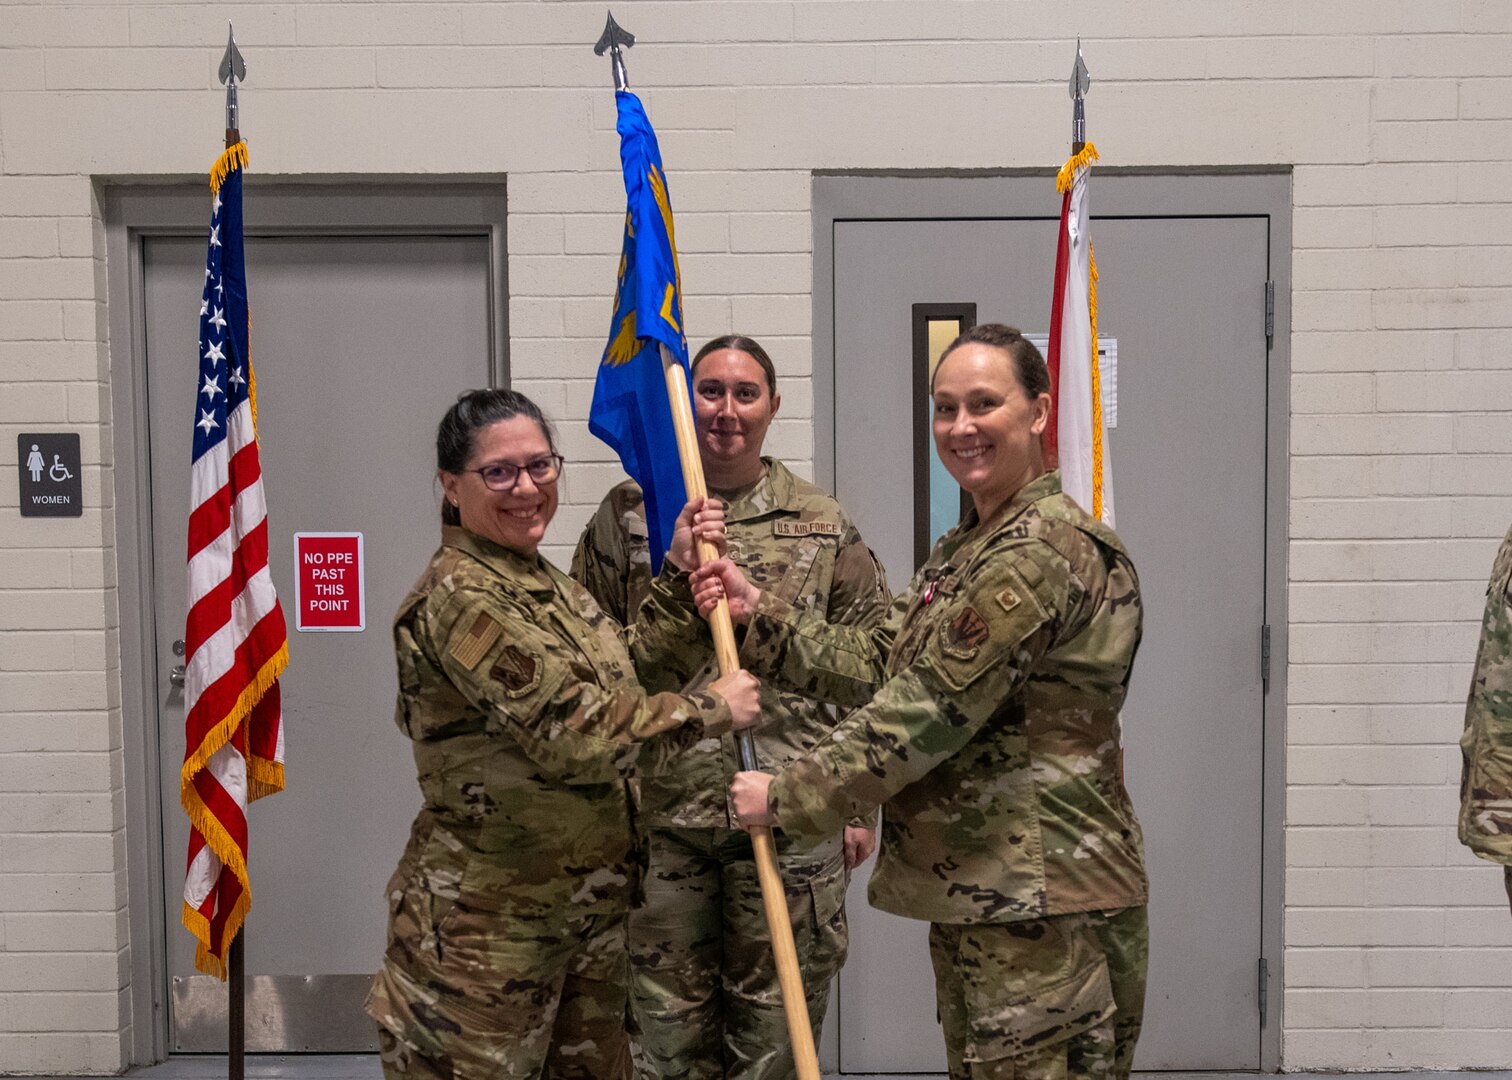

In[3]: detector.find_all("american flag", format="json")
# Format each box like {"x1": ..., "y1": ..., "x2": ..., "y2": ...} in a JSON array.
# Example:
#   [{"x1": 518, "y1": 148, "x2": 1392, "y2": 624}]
[{"x1": 180, "y1": 141, "x2": 289, "y2": 979}]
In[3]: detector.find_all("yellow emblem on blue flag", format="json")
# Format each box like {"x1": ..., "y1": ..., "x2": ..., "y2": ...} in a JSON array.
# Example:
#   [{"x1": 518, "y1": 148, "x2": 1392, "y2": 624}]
[{"x1": 590, "y1": 91, "x2": 691, "y2": 573}]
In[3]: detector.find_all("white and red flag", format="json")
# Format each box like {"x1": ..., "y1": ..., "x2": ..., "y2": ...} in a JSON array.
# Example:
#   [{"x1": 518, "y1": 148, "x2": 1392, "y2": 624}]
[
  {"x1": 1045, "y1": 143, "x2": 1114, "y2": 526},
  {"x1": 181, "y1": 140, "x2": 288, "y2": 978}
]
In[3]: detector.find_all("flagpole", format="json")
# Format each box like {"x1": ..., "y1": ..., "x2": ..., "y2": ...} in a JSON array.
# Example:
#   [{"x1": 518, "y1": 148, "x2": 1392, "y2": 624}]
[
  {"x1": 593, "y1": 14, "x2": 819, "y2": 1075},
  {"x1": 1071, "y1": 37, "x2": 1089, "y2": 155},
  {"x1": 662, "y1": 347, "x2": 822, "y2": 1080},
  {"x1": 219, "y1": 25, "x2": 247, "y2": 1080}
]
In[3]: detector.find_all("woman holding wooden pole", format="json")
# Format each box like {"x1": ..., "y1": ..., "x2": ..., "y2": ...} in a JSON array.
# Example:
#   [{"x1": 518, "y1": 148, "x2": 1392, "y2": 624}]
[
  {"x1": 574, "y1": 337, "x2": 889, "y2": 1079},
  {"x1": 695, "y1": 326, "x2": 1152, "y2": 1080}
]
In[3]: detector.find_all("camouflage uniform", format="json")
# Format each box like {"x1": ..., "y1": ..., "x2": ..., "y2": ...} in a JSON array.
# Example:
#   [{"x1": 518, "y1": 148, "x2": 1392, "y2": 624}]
[
  {"x1": 723, "y1": 471, "x2": 1149, "y2": 1080},
  {"x1": 366, "y1": 525, "x2": 733, "y2": 1080},
  {"x1": 572, "y1": 459, "x2": 890, "y2": 1080},
  {"x1": 1459, "y1": 523, "x2": 1512, "y2": 914}
]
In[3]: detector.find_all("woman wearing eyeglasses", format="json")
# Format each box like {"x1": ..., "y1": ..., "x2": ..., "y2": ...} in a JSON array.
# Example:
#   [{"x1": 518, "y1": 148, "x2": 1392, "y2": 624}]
[{"x1": 365, "y1": 388, "x2": 762, "y2": 1080}]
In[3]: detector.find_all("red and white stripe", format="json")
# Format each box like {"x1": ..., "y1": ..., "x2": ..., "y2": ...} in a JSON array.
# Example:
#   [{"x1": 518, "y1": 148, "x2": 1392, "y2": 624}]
[
  {"x1": 1047, "y1": 145, "x2": 1115, "y2": 526},
  {"x1": 182, "y1": 395, "x2": 287, "y2": 977}
]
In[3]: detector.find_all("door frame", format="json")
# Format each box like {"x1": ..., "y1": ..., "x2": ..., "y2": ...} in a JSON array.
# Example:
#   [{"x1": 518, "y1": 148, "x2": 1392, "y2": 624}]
[
  {"x1": 104, "y1": 180, "x2": 509, "y2": 1064},
  {"x1": 811, "y1": 169, "x2": 1291, "y2": 1073}
]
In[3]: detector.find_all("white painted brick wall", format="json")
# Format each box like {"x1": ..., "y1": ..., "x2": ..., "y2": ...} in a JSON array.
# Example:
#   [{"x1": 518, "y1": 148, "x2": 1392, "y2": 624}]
[{"x1": 2, "y1": 0, "x2": 1511, "y2": 1073}]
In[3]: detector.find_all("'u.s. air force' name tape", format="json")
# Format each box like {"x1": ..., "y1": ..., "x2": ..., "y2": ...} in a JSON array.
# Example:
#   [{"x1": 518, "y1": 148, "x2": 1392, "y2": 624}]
[{"x1": 773, "y1": 520, "x2": 843, "y2": 538}]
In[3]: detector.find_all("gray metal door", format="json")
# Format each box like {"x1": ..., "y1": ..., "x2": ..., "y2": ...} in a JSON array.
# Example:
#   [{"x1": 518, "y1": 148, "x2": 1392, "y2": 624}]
[
  {"x1": 142, "y1": 233, "x2": 491, "y2": 1050},
  {"x1": 831, "y1": 212, "x2": 1270, "y2": 1072}
]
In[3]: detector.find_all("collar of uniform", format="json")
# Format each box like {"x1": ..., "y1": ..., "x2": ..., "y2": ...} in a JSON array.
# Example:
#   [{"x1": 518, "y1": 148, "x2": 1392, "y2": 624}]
[
  {"x1": 956, "y1": 470, "x2": 1063, "y2": 538},
  {"x1": 441, "y1": 525, "x2": 557, "y2": 595},
  {"x1": 717, "y1": 457, "x2": 802, "y2": 523}
]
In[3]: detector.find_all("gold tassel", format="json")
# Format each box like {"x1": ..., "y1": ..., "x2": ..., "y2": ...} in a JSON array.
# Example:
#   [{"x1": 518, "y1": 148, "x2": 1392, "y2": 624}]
[
  {"x1": 182, "y1": 903, "x2": 225, "y2": 979},
  {"x1": 1056, "y1": 141, "x2": 1099, "y2": 194},
  {"x1": 247, "y1": 759, "x2": 286, "y2": 803},
  {"x1": 209, "y1": 141, "x2": 249, "y2": 193}
]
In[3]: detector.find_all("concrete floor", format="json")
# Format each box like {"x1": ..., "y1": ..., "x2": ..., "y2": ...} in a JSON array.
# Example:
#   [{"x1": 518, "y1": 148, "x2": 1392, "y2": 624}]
[{"x1": 34, "y1": 1059, "x2": 1512, "y2": 1080}]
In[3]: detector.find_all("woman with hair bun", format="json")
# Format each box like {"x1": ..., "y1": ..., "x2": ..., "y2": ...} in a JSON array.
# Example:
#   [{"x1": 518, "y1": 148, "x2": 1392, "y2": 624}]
[{"x1": 366, "y1": 388, "x2": 761, "y2": 1080}]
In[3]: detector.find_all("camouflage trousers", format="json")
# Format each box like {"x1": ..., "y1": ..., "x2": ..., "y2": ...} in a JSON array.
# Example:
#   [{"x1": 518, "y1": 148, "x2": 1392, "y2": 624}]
[
  {"x1": 366, "y1": 874, "x2": 631, "y2": 1080},
  {"x1": 629, "y1": 825, "x2": 849, "y2": 1080},
  {"x1": 928, "y1": 906, "x2": 1148, "y2": 1080}
]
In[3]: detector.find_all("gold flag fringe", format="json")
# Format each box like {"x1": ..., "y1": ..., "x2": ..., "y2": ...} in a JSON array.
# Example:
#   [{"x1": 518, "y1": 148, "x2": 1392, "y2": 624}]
[
  {"x1": 1055, "y1": 141, "x2": 1098, "y2": 193},
  {"x1": 1058, "y1": 142, "x2": 1106, "y2": 520},
  {"x1": 209, "y1": 141, "x2": 248, "y2": 193},
  {"x1": 179, "y1": 640, "x2": 288, "y2": 979}
]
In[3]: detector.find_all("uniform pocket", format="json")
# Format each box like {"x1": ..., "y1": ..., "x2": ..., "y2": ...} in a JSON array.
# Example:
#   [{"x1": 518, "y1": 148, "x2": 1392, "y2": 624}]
[
  {"x1": 956, "y1": 914, "x2": 1115, "y2": 1063},
  {"x1": 769, "y1": 537, "x2": 825, "y2": 605}
]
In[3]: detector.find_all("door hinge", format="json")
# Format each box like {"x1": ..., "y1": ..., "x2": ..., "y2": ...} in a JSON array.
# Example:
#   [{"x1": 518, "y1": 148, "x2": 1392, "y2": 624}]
[
  {"x1": 1264, "y1": 280, "x2": 1275, "y2": 349},
  {"x1": 1258, "y1": 956, "x2": 1270, "y2": 1027},
  {"x1": 1261, "y1": 624, "x2": 1272, "y2": 694}
]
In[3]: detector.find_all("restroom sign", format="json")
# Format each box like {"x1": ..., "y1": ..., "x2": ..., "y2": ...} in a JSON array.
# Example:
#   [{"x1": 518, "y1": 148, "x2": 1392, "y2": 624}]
[
  {"x1": 294, "y1": 532, "x2": 365, "y2": 632},
  {"x1": 17, "y1": 432, "x2": 83, "y2": 518}
]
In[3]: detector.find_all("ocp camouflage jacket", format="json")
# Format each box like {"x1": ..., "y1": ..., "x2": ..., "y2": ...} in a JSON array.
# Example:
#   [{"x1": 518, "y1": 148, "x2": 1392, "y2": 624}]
[
  {"x1": 388, "y1": 526, "x2": 731, "y2": 919},
  {"x1": 572, "y1": 459, "x2": 890, "y2": 828},
  {"x1": 736, "y1": 471, "x2": 1149, "y2": 924}
]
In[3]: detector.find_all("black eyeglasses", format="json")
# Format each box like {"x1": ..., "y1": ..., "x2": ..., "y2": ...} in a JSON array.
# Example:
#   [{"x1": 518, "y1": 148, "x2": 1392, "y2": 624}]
[{"x1": 470, "y1": 454, "x2": 564, "y2": 491}]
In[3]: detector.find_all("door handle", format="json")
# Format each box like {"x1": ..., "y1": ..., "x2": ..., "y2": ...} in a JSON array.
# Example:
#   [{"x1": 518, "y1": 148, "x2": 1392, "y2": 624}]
[{"x1": 169, "y1": 640, "x2": 186, "y2": 689}]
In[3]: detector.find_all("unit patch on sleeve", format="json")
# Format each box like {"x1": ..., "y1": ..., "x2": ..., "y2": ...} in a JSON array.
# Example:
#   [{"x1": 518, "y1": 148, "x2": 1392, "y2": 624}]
[
  {"x1": 448, "y1": 612, "x2": 503, "y2": 670},
  {"x1": 941, "y1": 606, "x2": 991, "y2": 661},
  {"x1": 490, "y1": 644, "x2": 542, "y2": 698},
  {"x1": 773, "y1": 520, "x2": 843, "y2": 538}
]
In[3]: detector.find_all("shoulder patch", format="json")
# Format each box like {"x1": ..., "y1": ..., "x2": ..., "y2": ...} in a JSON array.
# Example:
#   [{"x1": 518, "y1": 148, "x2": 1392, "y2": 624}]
[
  {"x1": 940, "y1": 606, "x2": 990, "y2": 660},
  {"x1": 997, "y1": 587, "x2": 1022, "y2": 614},
  {"x1": 774, "y1": 520, "x2": 843, "y2": 538},
  {"x1": 448, "y1": 612, "x2": 503, "y2": 670},
  {"x1": 490, "y1": 644, "x2": 542, "y2": 698}
]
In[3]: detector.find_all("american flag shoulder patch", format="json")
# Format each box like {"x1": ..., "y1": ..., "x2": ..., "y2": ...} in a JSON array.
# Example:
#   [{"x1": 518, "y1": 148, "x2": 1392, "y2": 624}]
[{"x1": 449, "y1": 611, "x2": 503, "y2": 670}]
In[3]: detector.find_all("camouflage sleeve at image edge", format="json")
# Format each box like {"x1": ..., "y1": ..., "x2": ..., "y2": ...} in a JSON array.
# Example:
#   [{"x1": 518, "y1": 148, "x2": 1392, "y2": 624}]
[{"x1": 1460, "y1": 525, "x2": 1512, "y2": 865}]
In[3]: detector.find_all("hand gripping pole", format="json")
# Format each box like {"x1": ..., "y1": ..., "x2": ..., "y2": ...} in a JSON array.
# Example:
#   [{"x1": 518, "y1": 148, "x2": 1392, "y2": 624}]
[{"x1": 660, "y1": 346, "x2": 821, "y2": 1080}]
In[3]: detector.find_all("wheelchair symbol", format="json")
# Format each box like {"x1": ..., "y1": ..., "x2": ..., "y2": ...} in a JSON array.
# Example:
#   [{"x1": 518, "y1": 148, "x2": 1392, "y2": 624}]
[{"x1": 48, "y1": 455, "x2": 73, "y2": 482}]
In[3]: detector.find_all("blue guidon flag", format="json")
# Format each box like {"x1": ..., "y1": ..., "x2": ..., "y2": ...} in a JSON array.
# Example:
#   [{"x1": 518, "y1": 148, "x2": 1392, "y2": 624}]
[{"x1": 590, "y1": 90, "x2": 691, "y2": 574}]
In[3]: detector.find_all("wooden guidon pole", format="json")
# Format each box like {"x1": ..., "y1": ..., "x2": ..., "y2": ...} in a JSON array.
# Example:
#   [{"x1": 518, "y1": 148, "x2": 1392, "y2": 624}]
[{"x1": 661, "y1": 346, "x2": 821, "y2": 1080}]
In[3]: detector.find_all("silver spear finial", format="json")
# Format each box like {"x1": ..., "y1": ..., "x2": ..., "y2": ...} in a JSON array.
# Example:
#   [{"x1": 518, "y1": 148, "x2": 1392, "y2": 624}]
[
  {"x1": 218, "y1": 23, "x2": 247, "y2": 143},
  {"x1": 594, "y1": 10, "x2": 635, "y2": 91},
  {"x1": 1070, "y1": 38, "x2": 1091, "y2": 150}
]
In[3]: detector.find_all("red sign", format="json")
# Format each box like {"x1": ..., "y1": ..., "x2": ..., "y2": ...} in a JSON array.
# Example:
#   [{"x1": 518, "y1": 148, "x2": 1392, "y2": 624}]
[{"x1": 293, "y1": 533, "x2": 365, "y2": 632}]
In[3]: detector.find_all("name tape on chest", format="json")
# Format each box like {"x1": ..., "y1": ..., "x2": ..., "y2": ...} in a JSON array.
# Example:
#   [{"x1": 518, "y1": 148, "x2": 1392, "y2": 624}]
[
  {"x1": 773, "y1": 520, "x2": 843, "y2": 538},
  {"x1": 448, "y1": 612, "x2": 503, "y2": 670}
]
